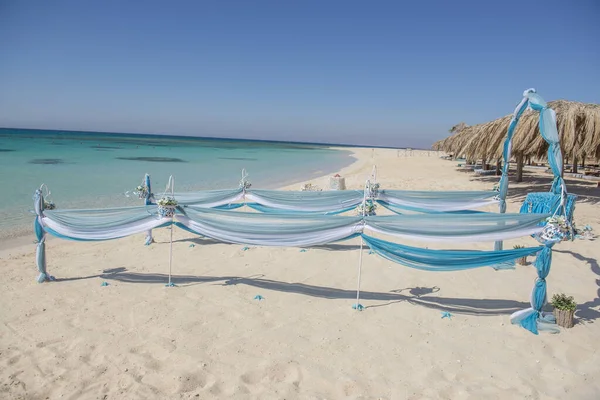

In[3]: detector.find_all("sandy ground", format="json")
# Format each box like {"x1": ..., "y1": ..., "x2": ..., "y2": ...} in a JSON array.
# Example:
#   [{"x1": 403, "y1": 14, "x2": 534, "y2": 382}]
[{"x1": 1, "y1": 148, "x2": 599, "y2": 400}]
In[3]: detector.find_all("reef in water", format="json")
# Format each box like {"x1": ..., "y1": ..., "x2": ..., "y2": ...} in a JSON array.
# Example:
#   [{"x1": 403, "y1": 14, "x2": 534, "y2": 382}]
[
  {"x1": 116, "y1": 157, "x2": 187, "y2": 163},
  {"x1": 0, "y1": 149, "x2": 16, "y2": 152},
  {"x1": 218, "y1": 157, "x2": 258, "y2": 161},
  {"x1": 29, "y1": 158, "x2": 65, "y2": 165}
]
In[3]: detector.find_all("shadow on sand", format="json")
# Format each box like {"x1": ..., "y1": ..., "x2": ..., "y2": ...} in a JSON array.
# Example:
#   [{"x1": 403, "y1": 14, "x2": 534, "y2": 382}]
[{"x1": 56, "y1": 267, "x2": 531, "y2": 317}]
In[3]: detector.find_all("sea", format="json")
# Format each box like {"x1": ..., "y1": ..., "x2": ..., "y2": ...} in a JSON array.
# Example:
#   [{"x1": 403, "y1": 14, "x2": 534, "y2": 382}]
[{"x1": 0, "y1": 128, "x2": 354, "y2": 239}]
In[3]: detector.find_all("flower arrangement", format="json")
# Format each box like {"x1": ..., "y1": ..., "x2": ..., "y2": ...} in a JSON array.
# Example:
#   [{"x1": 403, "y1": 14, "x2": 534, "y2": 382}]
[
  {"x1": 547, "y1": 215, "x2": 569, "y2": 231},
  {"x1": 239, "y1": 180, "x2": 252, "y2": 190},
  {"x1": 43, "y1": 200, "x2": 56, "y2": 210},
  {"x1": 157, "y1": 196, "x2": 178, "y2": 218},
  {"x1": 134, "y1": 184, "x2": 149, "y2": 199},
  {"x1": 537, "y1": 215, "x2": 572, "y2": 243},
  {"x1": 366, "y1": 182, "x2": 380, "y2": 199},
  {"x1": 574, "y1": 224, "x2": 594, "y2": 240},
  {"x1": 356, "y1": 200, "x2": 377, "y2": 216}
]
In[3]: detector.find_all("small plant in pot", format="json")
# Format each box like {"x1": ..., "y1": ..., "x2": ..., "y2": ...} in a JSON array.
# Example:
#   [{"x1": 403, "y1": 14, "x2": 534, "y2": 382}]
[
  {"x1": 550, "y1": 293, "x2": 576, "y2": 328},
  {"x1": 513, "y1": 245, "x2": 528, "y2": 265}
]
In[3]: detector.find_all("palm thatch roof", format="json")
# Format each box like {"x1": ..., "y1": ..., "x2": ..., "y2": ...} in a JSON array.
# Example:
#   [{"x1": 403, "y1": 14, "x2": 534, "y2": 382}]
[{"x1": 433, "y1": 100, "x2": 600, "y2": 161}]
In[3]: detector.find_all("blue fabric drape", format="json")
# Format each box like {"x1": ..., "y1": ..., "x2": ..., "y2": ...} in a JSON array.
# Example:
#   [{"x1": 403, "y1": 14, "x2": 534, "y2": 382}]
[
  {"x1": 519, "y1": 192, "x2": 577, "y2": 224},
  {"x1": 245, "y1": 202, "x2": 355, "y2": 215},
  {"x1": 33, "y1": 189, "x2": 50, "y2": 282},
  {"x1": 495, "y1": 91, "x2": 532, "y2": 251},
  {"x1": 362, "y1": 235, "x2": 542, "y2": 272},
  {"x1": 510, "y1": 244, "x2": 558, "y2": 334},
  {"x1": 530, "y1": 96, "x2": 565, "y2": 195},
  {"x1": 376, "y1": 201, "x2": 485, "y2": 215},
  {"x1": 144, "y1": 174, "x2": 152, "y2": 206}
]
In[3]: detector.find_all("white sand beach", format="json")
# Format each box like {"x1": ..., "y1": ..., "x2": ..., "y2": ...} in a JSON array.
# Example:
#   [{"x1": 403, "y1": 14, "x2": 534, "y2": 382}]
[{"x1": 1, "y1": 148, "x2": 599, "y2": 399}]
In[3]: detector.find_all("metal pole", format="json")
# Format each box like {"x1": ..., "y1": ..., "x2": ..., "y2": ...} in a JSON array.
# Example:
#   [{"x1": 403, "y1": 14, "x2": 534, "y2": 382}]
[
  {"x1": 168, "y1": 224, "x2": 173, "y2": 286},
  {"x1": 354, "y1": 179, "x2": 369, "y2": 311},
  {"x1": 354, "y1": 237, "x2": 365, "y2": 310},
  {"x1": 167, "y1": 175, "x2": 175, "y2": 287}
]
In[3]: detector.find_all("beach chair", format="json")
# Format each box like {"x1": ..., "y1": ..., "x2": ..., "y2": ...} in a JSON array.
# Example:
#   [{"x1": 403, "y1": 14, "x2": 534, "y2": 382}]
[
  {"x1": 473, "y1": 169, "x2": 496, "y2": 176},
  {"x1": 519, "y1": 192, "x2": 577, "y2": 224}
]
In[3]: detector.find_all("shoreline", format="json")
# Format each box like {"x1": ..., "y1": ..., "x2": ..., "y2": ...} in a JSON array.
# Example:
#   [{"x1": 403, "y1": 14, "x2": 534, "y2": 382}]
[
  {"x1": 2, "y1": 146, "x2": 599, "y2": 399},
  {"x1": 0, "y1": 147, "x2": 363, "y2": 254}
]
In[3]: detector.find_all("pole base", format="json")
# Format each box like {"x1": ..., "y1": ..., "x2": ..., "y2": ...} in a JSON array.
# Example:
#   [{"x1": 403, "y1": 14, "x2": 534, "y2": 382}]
[{"x1": 352, "y1": 303, "x2": 364, "y2": 311}]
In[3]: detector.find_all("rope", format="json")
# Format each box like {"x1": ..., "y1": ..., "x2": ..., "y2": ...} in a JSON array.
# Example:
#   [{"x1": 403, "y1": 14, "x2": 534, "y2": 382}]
[{"x1": 162, "y1": 175, "x2": 174, "y2": 198}]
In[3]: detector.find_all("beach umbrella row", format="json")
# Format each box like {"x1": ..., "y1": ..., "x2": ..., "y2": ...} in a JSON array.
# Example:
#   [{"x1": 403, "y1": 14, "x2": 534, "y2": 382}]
[{"x1": 433, "y1": 100, "x2": 600, "y2": 167}]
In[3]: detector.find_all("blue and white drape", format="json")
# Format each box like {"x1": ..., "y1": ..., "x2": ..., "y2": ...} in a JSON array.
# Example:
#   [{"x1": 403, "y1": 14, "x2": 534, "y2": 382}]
[{"x1": 33, "y1": 89, "x2": 569, "y2": 336}]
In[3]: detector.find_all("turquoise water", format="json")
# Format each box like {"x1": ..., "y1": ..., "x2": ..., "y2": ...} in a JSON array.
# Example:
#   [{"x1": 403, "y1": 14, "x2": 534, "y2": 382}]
[{"x1": 0, "y1": 128, "x2": 353, "y2": 238}]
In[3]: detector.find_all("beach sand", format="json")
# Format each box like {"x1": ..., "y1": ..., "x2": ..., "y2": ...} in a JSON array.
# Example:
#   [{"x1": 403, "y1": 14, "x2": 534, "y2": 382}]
[{"x1": 1, "y1": 148, "x2": 599, "y2": 399}]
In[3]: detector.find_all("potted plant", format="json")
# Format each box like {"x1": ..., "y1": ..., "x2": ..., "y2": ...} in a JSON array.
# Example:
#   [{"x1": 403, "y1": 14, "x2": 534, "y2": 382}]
[
  {"x1": 513, "y1": 245, "x2": 528, "y2": 265},
  {"x1": 157, "y1": 197, "x2": 178, "y2": 218},
  {"x1": 550, "y1": 293, "x2": 576, "y2": 328}
]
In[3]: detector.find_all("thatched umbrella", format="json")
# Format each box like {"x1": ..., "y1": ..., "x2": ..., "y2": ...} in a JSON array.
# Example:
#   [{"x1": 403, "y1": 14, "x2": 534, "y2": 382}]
[
  {"x1": 434, "y1": 100, "x2": 600, "y2": 180},
  {"x1": 432, "y1": 125, "x2": 477, "y2": 159}
]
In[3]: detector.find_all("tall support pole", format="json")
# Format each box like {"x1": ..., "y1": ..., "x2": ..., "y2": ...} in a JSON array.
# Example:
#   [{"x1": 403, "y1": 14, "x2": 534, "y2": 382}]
[
  {"x1": 143, "y1": 173, "x2": 154, "y2": 245},
  {"x1": 165, "y1": 175, "x2": 176, "y2": 287},
  {"x1": 33, "y1": 186, "x2": 52, "y2": 283},
  {"x1": 494, "y1": 90, "x2": 532, "y2": 251},
  {"x1": 353, "y1": 178, "x2": 371, "y2": 311},
  {"x1": 353, "y1": 238, "x2": 365, "y2": 310},
  {"x1": 510, "y1": 90, "x2": 567, "y2": 334},
  {"x1": 168, "y1": 222, "x2": 174, "y2": 286}
]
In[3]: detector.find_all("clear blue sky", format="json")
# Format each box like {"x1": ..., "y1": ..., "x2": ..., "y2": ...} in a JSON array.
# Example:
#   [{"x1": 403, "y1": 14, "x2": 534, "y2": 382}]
[{"x1": 1, "y1": 0, "x2": 598, "y2": 147}]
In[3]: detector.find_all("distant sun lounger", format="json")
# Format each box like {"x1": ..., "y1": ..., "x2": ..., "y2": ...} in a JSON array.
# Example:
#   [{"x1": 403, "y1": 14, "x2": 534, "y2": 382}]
[{"x1": 474, "y1": 169, "x2": 497, "y2": 176}]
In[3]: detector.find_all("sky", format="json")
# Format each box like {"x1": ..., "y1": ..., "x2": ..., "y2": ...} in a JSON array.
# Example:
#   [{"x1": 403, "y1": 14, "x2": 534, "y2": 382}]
[{"x1": 0, "y1": 0, "x2": 599, "y2": 148}]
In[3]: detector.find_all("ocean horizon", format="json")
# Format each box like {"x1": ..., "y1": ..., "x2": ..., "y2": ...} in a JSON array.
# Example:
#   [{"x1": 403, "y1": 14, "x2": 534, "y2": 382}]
[{"x1": 0, "y1": 128, "x2": 355, "y2": 239}]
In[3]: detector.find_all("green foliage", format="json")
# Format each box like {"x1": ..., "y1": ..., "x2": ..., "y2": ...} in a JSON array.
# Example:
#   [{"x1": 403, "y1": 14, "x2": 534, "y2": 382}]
[
  {"x1": 43, "y1": 200, "x2": 56, "y2": 210},
  {"x1": 550, "y1": 293, "x2": 576, "y2": 311},
  {"x1": 157, "y1": 197, "x2": 178, "y2": 206},
  {"x1": 513, "y1": 245, "x2": 525, "y2": 249}
]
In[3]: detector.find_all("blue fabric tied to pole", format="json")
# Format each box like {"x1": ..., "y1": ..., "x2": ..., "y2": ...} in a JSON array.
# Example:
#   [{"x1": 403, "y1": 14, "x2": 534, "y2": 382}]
[
  {"x1": 530, "y1": 95, "x2": 564, "y2": 193},
  {"x1": 143, "y1": 174, "x2": 154, "y2": 245},
  {"x1": 510, "y1": 244, "x2": 558, "y2": 334},
  {"x1": 33, "y1": 189, "x2": 52, "y2": 283},
  {"x1": 144, "y1": 174, "x2": 153, "y2": 206},
  {"x1": 494, "y1": 91, "x2": 532, "y2": 251}
]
